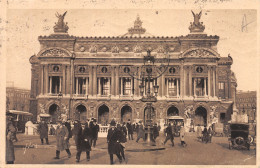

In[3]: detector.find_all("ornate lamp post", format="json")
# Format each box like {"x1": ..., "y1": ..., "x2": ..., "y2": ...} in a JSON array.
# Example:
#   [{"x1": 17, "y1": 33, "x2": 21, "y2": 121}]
[{"x1": 128, "y1": 50, "x2": 169, "y2": 145}]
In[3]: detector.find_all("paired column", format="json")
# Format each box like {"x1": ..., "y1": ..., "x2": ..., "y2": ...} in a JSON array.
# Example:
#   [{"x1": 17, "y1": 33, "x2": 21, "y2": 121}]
[
  {"x1": 40, "y1": 65, "x2": 44, "y2": 95},
  {"x1": 108, "y1": 77, "x2": 111, "y2": 95},
  {"x1": 62, "y1": 65, "x2": 66, "y2": 95},
  {"x1": 177, "y1": 78, "x2": 179, "y2": 97},
  {"x1": 189, "y1": 66, "x2": 192, "y2": 97},
  {"x1": 120, "y1": 78, "x2": 123, "y2": 96},
  {"x1": 115, "y1": 66, "x2": 119, "y2": 96},
  {"x1": 111, "y1": 67, "x2": 115, "y2": 96},
  {"x1": 166, "y1": 78, "x2": 169, "y2": 97},
  {"x1": 193, "y1": 78, "x2": 196, "y2": 97},
  {"x1": 49, "y1": 76, "x2": 52, "y2": 94},
  {"x1": 85, "y1": 78, "x2": 88, "y2": 95},
  {"x1": 183, "y1": 67, "x2": 186, "y2": 97},
  {"x1": 208, "y1": 66, "x2": 211, "y2": 97},
  {"x1": 93, "y1": 66, "x2": 97, "y2": 96},
  {"x1": 161, "y1": 73, "x2": 165, "y2": 97},
  {"x1": 213, "y1": 67, "x2": 216, "y2": 97},
  {"x1": 44, "y1": 65, "x2": 49, "y2": 94},
  {"x1": 98, "y1": 78, "x2": 101, "y2": 95},
  {"x1": 89, "y1": 66, "x2": 93, "y2": 96},
  {"x1": 76, "y1": 77, "x2": 78, "y2": 94},
  {"x1": 204, "y1": 78, "x2": 207, "y2": 96}
]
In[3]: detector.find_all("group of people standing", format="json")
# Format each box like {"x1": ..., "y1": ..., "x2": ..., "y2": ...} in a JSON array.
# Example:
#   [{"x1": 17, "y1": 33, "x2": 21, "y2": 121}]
[
  {"x1": 163, "y1": 122, "x2": 187, "y2": 147},
  {"x1": 197, "y1": 124, "x2": 213, "y2": 143}
]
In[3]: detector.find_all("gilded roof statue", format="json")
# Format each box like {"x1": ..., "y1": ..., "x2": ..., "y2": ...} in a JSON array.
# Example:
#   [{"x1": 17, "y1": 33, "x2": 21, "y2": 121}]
[
  {"x1": 53, "y1": 11, "x2": 69, "y2": 33},
  {"x1": 189, "y1": 10, "x2": 205, "y2": 33}
]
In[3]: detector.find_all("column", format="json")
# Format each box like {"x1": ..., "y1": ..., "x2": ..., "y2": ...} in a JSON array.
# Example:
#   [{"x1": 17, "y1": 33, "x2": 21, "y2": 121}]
[
  {"x1": 183, "y1": 67, "x2": 186, "y2": 97},
  {"x1": 93, "y1": 66, "x2": 97, "y2": 96},
  {"x1": 115, "y1": 66, "x2": 119, "y2": 96},
  {"x1": 120, "y1": 78, "x2": 123, "y2": 96},
  {"x1": 180, "y1": 65, "x2": 184, "y2": 97},
  {"x1": 215, "y1": 66, "x2": 219, "y2": 98},
  {"x1": 86, "y1": 78, "x2": 88, "y2": 95},
  {"x1": 213, "y1": 67, "x2": 216, "y2": 97},
  {"x1": 108, "y1": 77, "x2": 111, "y2": 95},
  {"x1": 49, "y1": 76, "x2": 52, "y2": 94},
  {"x1": 40, "y1": 65, "x2": 44, "y2": 95},
  {"x1": 111, "y1": 67, "x2": 115, "y2": 96},
  {"x1": 131, "y1": 77, "x2": 134, "y2": 96},
  {"x1": 45, "y1": 65, "x2": 49, "y2": 94},
  {"x1": 208, "y1": 66, "x2": 211, "y2": 97},
  {"x1": 177, "y1": 78, "x2": 179, "y2": 97},
  {"x1": 98, "y1": 78, "x2": 101, "y2": 95},
  {"x1": 193, "y1": 78, "x2": 196, "y2": 97},
  {"x1": 204, "y1": 77, "x2": 207, "y2": 96},
  {"x1": 166, "y1": 78, "x2": 169, "y2": 97},
  {"x1": 76, "y1": 77, "x2": 78, "y2": 94},
  {"x1": 62, "y1": 65, "x2": 66, "y2": 95},
  {"x1": 162, "y1": 73, "x2": 165, "y2": 97},
  {"x1": 189, "y1": 66, "x2": 192, "y2": 97},
  {"x1": 89, "y1": 66, "x2": 93, "y2": 96},
  {"x1": 59, "y1": 76, "x2": 62, "y2": 93}
]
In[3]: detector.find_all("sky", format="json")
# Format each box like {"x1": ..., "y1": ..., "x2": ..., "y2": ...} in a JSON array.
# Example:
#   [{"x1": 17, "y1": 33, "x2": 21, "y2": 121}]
[{"x1": 6, "y1": 9, "x2": 257, "y2": 91}]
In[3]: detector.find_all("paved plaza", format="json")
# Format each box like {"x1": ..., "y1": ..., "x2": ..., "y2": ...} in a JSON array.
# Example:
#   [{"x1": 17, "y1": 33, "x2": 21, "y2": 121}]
[{"x1": 13, "y1": 132, "x2": 256, "y2": 165}]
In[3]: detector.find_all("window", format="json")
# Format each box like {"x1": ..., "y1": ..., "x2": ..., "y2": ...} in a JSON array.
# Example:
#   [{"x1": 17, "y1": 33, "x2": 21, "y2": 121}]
[
  {"x1": 168, "y1": 78, "x2": 178, "y2": 96},
  {"x1": 75, "y1": 77, "x2": 88, "y2": 95},
  {"x1": 220, "y1": 113, "x2": 225, "y2": 123},
  {"x1": 98, "y1": 77, "x2": 110, "y2": 95},
  {"x1": 123, "y1": 78, "x2": 132, "y2": 95},
  {"x1": 194, "y1": 78, "x2": 206, "y2": 96},
  {"x1": 218, "y1": 82, "x2": 225, "y2": 99},
  {"x1": 49, "y1": 76, "x2": 61, "y2": 94},
  {"x1": 144, "y1": 78, "x2": 157, "y2": 96}
]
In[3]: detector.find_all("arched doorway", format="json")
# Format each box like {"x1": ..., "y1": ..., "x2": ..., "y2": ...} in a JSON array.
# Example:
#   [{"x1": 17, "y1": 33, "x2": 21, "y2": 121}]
[
  {"x1": 167, "y1": 106, "x2": 179, "y2": 116},
  {"x1": 98, "y1": 105, "x2": 109, "y2": 125},
  {"x1": 194, "y1": 106, "x2": 207, "y2": 126},
  {"x1": 49, "y1": 104, "x2": 59, "y2": 124},
  {"x1": 144, "y1": 105, "x2": 155, "y2": 125},
  {"x1": 76, "y1": 105, "x2": 87, "y2": 123},
  {"x1": 121, "y1": 105, "x2": 132, "y2": 123}
]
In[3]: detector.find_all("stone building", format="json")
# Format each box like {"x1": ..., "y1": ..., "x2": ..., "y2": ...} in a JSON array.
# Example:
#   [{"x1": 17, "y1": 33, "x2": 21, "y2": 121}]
[
  {"x1": 29, "y1": 11, "x2": 237, "y2": 127},
  {"x1": 6, "y1": 85, "x2": 31, "y2": 112},
  {"x1": 236, "y1": 90, "x2": 257, "y2": 122}
]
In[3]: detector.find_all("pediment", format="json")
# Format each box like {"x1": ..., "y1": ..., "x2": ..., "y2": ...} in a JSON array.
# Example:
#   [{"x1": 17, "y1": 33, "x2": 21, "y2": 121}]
[
  {"x1": 37, "y1": 47, "x2": 72, "y2": 58},
  {"x1": 181, "y1": 48, "x2": 220, "y2": 59}
]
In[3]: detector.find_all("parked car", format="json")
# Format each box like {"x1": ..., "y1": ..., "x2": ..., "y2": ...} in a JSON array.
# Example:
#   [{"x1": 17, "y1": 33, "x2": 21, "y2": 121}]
[{"x1": 228, "y1": 123, "x2": 250, "y2": 150}]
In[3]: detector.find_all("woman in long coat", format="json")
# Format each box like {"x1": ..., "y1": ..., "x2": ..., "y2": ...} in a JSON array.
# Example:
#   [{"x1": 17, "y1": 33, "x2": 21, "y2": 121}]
[
  {"x1": 197, "y1": 124, "x2": 202, "y2": 140},
  {"x1": 54, "y1": 121, "x2": 71, "y2": 159},
  {"x1": 6, "y1": 113, "x2": 17, "y2": 164},
  {"x1": 180, "y1": 126, "x2": 187, "y2": 147},
  {"x1": 107, "y1": 120, "x2": 123, "y2": 165},
  {"x1": 38, "y1": 120, "x2": 49, "y2": 144}
]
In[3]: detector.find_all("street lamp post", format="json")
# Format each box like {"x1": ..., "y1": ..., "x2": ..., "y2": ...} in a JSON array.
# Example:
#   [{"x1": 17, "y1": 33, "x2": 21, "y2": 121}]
[{"x1": 130, "y1": 50, "x2": 169, "y2": 146}]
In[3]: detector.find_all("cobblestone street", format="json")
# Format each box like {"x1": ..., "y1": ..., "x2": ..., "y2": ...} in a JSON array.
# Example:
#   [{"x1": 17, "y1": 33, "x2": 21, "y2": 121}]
[{"x1": 13, "y1": 132, "x2": 256, "y2": 165}]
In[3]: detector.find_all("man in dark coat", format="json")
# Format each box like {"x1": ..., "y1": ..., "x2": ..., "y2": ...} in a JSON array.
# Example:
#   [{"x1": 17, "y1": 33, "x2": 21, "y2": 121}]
[
  {"x1": 153, "y1": 123, "x2": 159, "y2": 140},
  {"x1": 208, "y1": 125, "x2": 213, "y2": 143},
  {"x1": 107, "y1": 120, "x2": 123, "y2": 165},
  {"x1": 6, "y1": 112, "x2": 17, "y2": 164},
  {"x1": 136, "y1": 121, "x2": 145, "y2": 143},
  {"x1": 38, "y1": 120, "x2": 49, "y2": 145},
  {"x1": 126, "y1": 119, "x2": 133, "y2": 140},
  {"x1": 74, "y1": 121, "x2": 92, "y2": 162},
  {"x1": 163, "y1": 123, "x2": 174, "y2": 147},
  {"x1": 54, "y1": 121, "x2": 71, "y2": 159},
  {"x1": 92, "y1": 119, "x2": 99, "y2": 147},
  {"x1": 202, "y1": 126, "x2": 208, "y2": 143},
  {"x1": 65, "y1": 120, "x2": 72, "y2": 140}
]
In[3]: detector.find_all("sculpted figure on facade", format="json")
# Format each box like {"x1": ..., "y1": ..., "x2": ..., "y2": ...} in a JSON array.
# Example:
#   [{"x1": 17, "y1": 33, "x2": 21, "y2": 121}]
[
  {"x1": 54, "y1": 11, "x2": 69, "y2": 33},
  {"x1": 210, "y1": 105, "x2": 218, "y2": 124},
  {"x1": 89, "y1": 45, "x2": 97, "y2": 53},
  {"x1": 39, "y1": 103, "x2": 46, "y2": 114},
  {"x1": 111, "y1": 46, "x2": 120, "y2": 53},
  {"x1": 184, "y1": 105, "x2": 194, "y2": 118}
]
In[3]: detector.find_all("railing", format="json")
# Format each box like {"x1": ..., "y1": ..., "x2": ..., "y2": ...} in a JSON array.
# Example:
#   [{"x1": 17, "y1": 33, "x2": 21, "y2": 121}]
[{"x1": 99, "y1": 125, "x2": 109, "y2": 137}]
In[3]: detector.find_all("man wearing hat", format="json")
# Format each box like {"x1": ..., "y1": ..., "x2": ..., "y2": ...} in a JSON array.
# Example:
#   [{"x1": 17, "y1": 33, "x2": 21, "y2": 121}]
[
  {"x1": 91, "y1": 119, "x2": 99, "y2": 147},
  {"x1": 126, "y1": 119, "x2": 133, "y2": 140},
  {"x1": 6, "y1": 111, "x2": 17, "y2": 164},
  {"x1": 54, "y1": 120, "x2": 71, "y2": 159},
  {"x1": 136, "y1": 121, "x2": 145, "y2": 143},
  {"x1": 107, "y1": 120, "x2": 124, "y2": 164}
]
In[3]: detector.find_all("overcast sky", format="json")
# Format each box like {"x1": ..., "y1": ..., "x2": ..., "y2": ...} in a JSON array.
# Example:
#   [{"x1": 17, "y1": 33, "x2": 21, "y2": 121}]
[{"x1": 6, "y1": 9, "x2": 257, "y2": 91}]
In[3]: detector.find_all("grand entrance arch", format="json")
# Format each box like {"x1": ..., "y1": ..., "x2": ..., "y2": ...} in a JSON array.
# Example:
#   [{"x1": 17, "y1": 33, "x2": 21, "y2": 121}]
[
  {"x1": 167, "y1": 106, "x2": 179, "y2": 116},
  {"x1": 194, "y1": 106, "x2": 207, "y2": 126},
  {"x1": 49, "y1": 104, "x2": 59, "y2": 124},
  {"x1": 98, "y1": 105, "x2": 109, "y2": 125},
  {"x1": 76, "y1": 105, "x2": 87, "y2": 122},
  {"x1": 121, "y1": 105, "x2": 132, "y2": 123}
]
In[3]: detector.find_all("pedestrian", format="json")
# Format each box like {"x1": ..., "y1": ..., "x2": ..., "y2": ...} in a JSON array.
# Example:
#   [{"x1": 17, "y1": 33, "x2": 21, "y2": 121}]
[
  {"x1": 38, "y1": 120, "x2": 49, "y2": 145},
  {"x1": 163, "y1": 123, "x2": 174, "y2": 147},
  {"x1": 78, "y1": 122, "x2": 92, "y2": 162},
  {"x1": 6, "y1": 111, "x2": 17, "y2": 164},
  {"x1": 202, "y1": 125, "x2": 208, "y2": 143},
  {"x1": 65, "y1": 120, "x2": 72, "y2": 142},
  {"x1": 117, "y1": 123, "x2": 127, "y2": 162},
  {"x1": 126, "y1": 119, "x2": 134, "y2": 140},
  {"x1": 107, "y1": 120, "x2": 124, "y2": 165},
  {"x1": 54, "y1": 121, "x2": 71, "y2": 159},
  {"x1": 136, "y1": 121, "x2": 145, "y2": 143},
  {"x1": 180, "y1": 126, "x2": 187, "y2": 147},
  {"x1": 73, "y1": 120, "x2": 83, "y2": 162},
  {"x1": 197, "y1": 124, "x2": 202, "y2": 141},
  {"x1": 153, "y1": 123, "x2": 159, "y2": 140},
  {"x1": 89, "y1": 120, "x2": 95, "y2": 147},
  {"x1": 208, "y1": 125, "x2": 213, "y2": 143},
  {"x1": 50, "y1": 125, "x2": 56, "y2": 135},
  {"x1": 91, "y1": 119, "x2": 99, "y2": 147}
]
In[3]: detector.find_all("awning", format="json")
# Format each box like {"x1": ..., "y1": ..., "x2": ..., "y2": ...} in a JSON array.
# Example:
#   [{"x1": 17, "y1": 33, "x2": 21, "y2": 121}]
[{"x1": 9, "y1": 110, "x2": 33, "y2": 116}]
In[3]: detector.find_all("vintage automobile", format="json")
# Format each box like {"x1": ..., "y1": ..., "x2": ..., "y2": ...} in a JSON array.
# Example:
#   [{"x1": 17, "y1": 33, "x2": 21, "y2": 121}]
[
  {"x1": 165, "y1": 116, "x2": 184, "y2": 137},
  {"x1": 228, "y1": 123, "x2": 250, "y2": 150}
]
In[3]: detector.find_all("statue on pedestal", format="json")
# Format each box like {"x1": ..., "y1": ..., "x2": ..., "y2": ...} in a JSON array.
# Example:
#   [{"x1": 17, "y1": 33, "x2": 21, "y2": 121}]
[
  {"x1": 54, "y1": 11, "x2": 69, "y2": 33},
  {"x1": 189, "y1": 10, "x2": 205, "y2": 33}
]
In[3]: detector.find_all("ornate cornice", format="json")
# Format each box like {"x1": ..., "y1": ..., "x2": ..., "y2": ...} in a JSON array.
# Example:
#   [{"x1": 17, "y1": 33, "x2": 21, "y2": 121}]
[
  {"x1": 37, "y1": 47, "x2": 73, "y2": 58},
  {"x1": 180, "y1": 47, "x2": 220, "y2": 59}
]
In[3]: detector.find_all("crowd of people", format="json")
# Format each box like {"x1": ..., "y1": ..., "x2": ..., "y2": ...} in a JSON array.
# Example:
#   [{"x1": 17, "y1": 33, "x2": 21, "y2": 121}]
[{"x1": 196, "y1": 124, "x2": 214, "y2": 143}]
